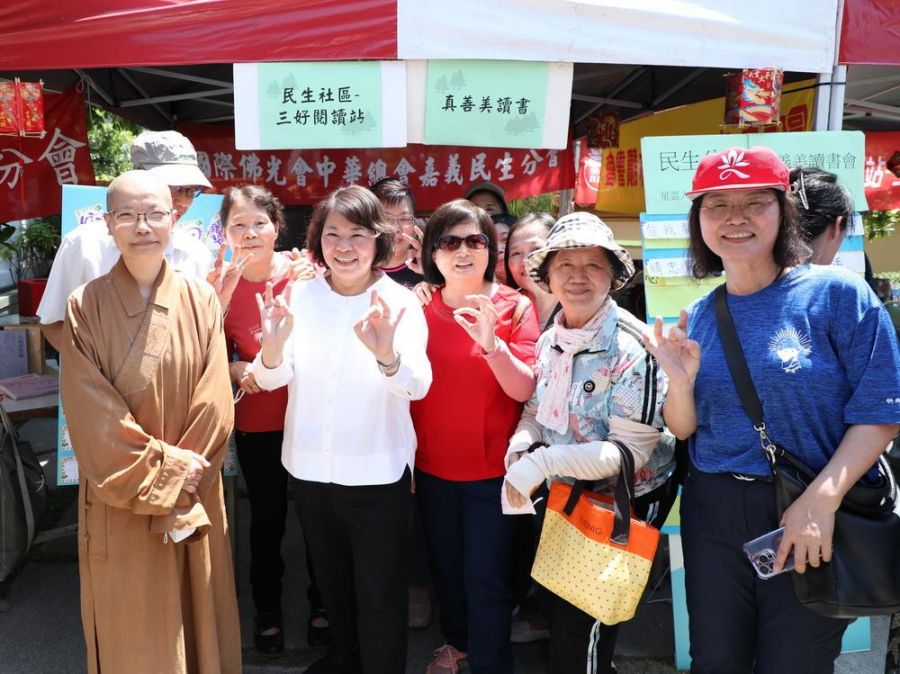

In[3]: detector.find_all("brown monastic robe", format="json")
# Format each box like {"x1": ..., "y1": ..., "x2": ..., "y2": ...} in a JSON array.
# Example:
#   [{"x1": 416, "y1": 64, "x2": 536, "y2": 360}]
[{"x1": 60, "y1": 259, "x2": 241, "y2": 674}]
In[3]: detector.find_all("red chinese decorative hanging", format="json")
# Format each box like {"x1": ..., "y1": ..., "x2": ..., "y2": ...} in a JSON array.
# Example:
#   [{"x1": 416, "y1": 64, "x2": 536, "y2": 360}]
[
  {"x1": 0, "y1": 79, "x2": 46, "y2": 138},
  {"x1": 887, "y1": 150, "x2": 900, "y2": 179},
  {"x1": 587, "y1": 112, "x2": 619, "y2": 149},
  {"x1": 723, "y1": 68, "x2": 783, "y2": 128}
]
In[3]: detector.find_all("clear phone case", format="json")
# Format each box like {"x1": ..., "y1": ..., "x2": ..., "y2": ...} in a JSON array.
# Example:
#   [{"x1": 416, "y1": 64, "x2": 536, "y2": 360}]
[{"x1": 742, "y1": 527, "x2": 793, "y2": 579}]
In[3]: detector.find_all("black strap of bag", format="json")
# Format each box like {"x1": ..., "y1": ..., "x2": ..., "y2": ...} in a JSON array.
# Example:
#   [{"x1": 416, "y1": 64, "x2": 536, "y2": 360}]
[
  {"x1": 713, "y1": 285, "x2": 782, "y2": 466},
  {"x1": 563, "y1": 438, "x2": 637, "y2": 545},
  {"x1": 2, "y1": 405, "x2": 36, "y2": 555},
  {"x1": 714, "y1": 284, "x2": 900, "y2": 618},
  {"x1": 714, "y1": 283, "x2": 894, "y2": 511}
]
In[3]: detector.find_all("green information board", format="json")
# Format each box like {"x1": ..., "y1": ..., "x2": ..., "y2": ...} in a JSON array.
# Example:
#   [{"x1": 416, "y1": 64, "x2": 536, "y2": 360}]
[
  {"x1": 234, "y1": 61, "x2": 407, "y2": 150},
  {"x1": 641, "y1": 131, "x2": 869, "y2": 214},
  {"x1": 423, "y1": 60, "x2": 550, "y2": 148}
]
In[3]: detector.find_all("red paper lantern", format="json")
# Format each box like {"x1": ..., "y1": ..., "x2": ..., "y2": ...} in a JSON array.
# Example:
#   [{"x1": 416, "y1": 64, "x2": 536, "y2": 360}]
[
  {"x1": 587, "y1": 112, "x2": 620, "y2": 149},
  {"x1": 0, "y1": 78, "x2": 46, "y2": 138},
  {"x1": 723, "y1": 68, "x2": 783, "y2": 127}
]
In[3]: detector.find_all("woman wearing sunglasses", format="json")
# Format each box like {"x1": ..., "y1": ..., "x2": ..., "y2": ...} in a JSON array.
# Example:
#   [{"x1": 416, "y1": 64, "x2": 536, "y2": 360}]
[{"x1": 412, "y1": 199, "x2": 539, "y2": 674}]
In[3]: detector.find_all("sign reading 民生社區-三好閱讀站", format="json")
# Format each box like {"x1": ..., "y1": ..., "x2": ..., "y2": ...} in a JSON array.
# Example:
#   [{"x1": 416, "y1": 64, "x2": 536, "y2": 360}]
[{"x1": 234, "y1": 61, "x2": 408, "y2": 150}]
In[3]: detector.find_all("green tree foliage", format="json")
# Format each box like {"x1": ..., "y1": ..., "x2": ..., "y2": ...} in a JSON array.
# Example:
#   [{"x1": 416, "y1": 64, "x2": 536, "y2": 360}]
[
  {"x1": 0, "y1": 216, "x2": 61, "y2": 281},
  {"x1": 87, "y1": 108, "x2": 141, "y2": 183},
  {"x1": 863, "y1": 210, "x2": 899, "y2": 242},
  {"x1": 508, "y1": 192, "x2": 560, "y2": 218}
]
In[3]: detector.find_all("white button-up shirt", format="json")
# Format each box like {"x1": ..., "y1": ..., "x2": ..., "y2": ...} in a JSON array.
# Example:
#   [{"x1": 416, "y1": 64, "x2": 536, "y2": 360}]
[{"x1": 252, "y1": 273, "x2": 432, "y2": 486}]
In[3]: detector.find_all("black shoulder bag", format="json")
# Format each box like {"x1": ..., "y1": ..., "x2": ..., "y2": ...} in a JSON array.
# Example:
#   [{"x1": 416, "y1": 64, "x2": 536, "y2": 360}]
[
  {"x1": 0, "y1": 404, "x2": 47, "y2": 582},
  {"x1": 715, "y1": 283, "x2": 900, "y2": 618}
]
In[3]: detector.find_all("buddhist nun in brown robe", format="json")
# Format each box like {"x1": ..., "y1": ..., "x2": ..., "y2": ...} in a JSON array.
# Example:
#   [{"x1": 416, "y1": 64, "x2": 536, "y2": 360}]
[{"x1": 60, "y1": 170, "x2": 241, "y2": 674}]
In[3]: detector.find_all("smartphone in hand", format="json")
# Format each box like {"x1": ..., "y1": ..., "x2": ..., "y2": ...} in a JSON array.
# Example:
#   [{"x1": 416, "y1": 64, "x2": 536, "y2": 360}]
[{"x1": 743, "y1": 527, "x2": 794, "y2": 579}]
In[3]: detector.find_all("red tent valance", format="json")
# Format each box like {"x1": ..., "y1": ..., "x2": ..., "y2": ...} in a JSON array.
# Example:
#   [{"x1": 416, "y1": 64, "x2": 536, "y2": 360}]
[
  {"x1": 0, "y1": 0, "x2": 396, "y2": 70},
  {"x1": 839, "y1": 0, "x2": 900, "y2": 65}
]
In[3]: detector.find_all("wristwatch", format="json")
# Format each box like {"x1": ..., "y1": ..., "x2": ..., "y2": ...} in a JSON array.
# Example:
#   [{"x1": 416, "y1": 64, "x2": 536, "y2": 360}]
[{"x1": 377, "y1": 352, "x2": 402, "y2": 376}]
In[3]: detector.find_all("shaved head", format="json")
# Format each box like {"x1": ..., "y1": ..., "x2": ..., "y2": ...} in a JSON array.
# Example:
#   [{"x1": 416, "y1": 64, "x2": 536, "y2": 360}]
[{"x1": 106, "y1": 170, "x2": 173, "y2": 212}]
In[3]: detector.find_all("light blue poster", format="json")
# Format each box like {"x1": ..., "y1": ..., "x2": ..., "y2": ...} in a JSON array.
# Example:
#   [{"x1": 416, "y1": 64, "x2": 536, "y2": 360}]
[{"x1": 55, "y1": 186, "x2": 234, "y2": 485}]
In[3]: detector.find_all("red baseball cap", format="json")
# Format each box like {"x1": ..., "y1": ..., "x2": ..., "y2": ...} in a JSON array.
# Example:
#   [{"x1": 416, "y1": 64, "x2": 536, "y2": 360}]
[{"x1": 686, "y1": 146, "x2": 789, "y2": 200}]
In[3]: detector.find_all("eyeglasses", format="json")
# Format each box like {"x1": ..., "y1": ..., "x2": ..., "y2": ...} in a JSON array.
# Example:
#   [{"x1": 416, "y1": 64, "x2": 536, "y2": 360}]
[
  {"x1": 170, "y1": 186, "x2": 203, "y2": 198},
  {"x1": 701, "y1": 197, "x2": 777, "y2": 222},
  {"x1": 434, "y1": 233, "x2": 490, "y2": 252},
  {"x1": 108, "y1": 210, "x2": 173, "y2": 226}
]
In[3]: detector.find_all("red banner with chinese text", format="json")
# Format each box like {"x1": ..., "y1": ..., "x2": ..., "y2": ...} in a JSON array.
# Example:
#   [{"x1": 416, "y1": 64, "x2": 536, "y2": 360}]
[
  {"x1": 180, "y1": 124, "x2": 574, "y2": 211},
  {"x1": 595, "y1": 81, "x2": 815, "y2": 215},
  {"x1": 0, "y1": 87, "x2": 94, "y2": 222},
  {"x1": 864, "y1": 132, "x2": 900, "y2": 211}
]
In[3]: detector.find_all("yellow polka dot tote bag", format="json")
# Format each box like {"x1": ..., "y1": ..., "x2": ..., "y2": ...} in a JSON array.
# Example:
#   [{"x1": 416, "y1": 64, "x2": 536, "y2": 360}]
[{"x1": 531, "y1": 440, "x2": 660, "y2": 625}]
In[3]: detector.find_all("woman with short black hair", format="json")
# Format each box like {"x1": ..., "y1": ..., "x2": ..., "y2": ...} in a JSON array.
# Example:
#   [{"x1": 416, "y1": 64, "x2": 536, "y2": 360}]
[
  {"x1": 252, "y1": 185, "x2": 432, "y2": 674},
  {"x1": 645, "y1": 146, "x2": 900, "y2": 672},
  {"x1": 412, "y1": 199, "x2": 538, "y2": 674}
]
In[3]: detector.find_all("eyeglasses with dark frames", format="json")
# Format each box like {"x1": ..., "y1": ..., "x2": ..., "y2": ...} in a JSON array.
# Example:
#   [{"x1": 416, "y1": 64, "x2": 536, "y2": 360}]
[
  {"x1": 108, "y1": 210, "x2": 173, "y2": 226},
  {"x1": 170, "y1": 186, "x2": 204, "y2": 199}
]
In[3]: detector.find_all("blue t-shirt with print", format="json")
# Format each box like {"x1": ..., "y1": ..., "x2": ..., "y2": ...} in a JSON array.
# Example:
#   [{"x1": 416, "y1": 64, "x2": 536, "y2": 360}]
[{"x1": 687, "y1": 264, "x2": 900, "y2": 476}]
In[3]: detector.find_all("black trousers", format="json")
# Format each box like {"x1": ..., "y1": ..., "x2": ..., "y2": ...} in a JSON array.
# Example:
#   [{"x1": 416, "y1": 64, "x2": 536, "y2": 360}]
[
  {"x1": 535, "y1": 477, "x2": 678, "y2": 674},
  {"x1": 292, "y1": 469, "x2": 410, "y2": 674},
  {"x1": 681, "y1": 465, "x2": 849, "y2": 673},
  {"x1": 235, "y1": 430, "x2": 325, "y2": 628}
]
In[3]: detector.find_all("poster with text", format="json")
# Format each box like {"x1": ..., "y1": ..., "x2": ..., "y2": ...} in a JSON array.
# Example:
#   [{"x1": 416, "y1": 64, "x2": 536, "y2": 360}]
[
  {"x1": 641, "y1": 131, "x2": 868, "y2": 215},
  {"x1": 55, "y1": 186, "x2": 233, "y2": 485}
]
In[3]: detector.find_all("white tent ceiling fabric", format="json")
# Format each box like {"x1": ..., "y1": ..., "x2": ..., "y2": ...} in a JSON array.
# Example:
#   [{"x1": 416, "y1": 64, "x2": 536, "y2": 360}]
[{"x1": 397, "y1": 0, "x2": 840, "y2": 73}]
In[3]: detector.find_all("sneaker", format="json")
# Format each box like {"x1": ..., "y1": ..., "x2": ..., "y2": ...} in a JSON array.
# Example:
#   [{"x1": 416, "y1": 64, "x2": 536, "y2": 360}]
[
  {"x1": 425, "y1": 644, "x2": 467, "y2": 674},
  {"x1": 408, "y1": 586, "x2": 433, "y2": 629},
  {"x1": 510, "y1": 614, "x2": 550, "y2": 644}
]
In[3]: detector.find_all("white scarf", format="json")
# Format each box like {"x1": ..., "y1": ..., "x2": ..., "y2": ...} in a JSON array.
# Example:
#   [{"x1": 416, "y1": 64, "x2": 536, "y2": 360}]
[{"x1": 536, "y1": 301, "x2": 611, "y2": 434}]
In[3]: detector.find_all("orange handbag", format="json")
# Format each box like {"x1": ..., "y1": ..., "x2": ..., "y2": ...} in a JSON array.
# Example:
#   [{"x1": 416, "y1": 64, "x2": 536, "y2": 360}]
[{"x1": 531, "y1": 440, "x2": 660, "y2": 625}]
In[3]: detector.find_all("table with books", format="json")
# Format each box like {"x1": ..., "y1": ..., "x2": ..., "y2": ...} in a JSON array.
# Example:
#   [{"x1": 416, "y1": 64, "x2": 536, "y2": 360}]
[
  {"x1": 0, "y1": 370, "x2": 60, "y2": 421},
  {"x1": 0, "y1": 315, "x2": 57, "y2": 419}
]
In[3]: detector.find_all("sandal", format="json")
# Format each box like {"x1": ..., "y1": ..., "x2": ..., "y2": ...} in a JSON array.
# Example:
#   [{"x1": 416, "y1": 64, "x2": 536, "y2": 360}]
[
  {"x1": 254, "y1": 624, "x2": 284, "y2": 657},
  {"x1": 307, "y1": 609, "x2": 331, "y2": 648}
]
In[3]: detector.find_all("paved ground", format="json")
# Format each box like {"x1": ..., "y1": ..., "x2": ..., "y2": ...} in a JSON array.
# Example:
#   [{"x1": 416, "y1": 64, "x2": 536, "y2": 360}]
[{"x1": 0, "y1": 417, "x2": 888, "y2": 673}]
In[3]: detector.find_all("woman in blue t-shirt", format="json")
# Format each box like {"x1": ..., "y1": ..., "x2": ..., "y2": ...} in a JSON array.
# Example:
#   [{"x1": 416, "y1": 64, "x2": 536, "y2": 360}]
[{"x1": 643, "y1": 146, "x2": 900, "y2": 673}]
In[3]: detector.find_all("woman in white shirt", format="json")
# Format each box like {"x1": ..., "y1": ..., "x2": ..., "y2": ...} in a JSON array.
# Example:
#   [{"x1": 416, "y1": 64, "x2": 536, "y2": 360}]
[{"x1": 253, "y1": 185, "x2": 432, "y2": 674}]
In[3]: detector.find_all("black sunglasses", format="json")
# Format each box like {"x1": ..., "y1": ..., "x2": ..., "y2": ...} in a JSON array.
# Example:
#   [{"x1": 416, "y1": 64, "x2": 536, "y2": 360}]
[{"x1": 434, "y1": 233, "x2": 490, "y2": 252}]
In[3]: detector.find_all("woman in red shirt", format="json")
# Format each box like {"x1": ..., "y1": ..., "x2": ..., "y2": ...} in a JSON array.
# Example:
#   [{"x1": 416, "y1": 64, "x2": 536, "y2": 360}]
[
  {"x1": 412, "y1": 199, "x2": 539, "y2": 674},
  {"x1": 219, "y1": 185, "x2": 327, "y2": 656}
]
